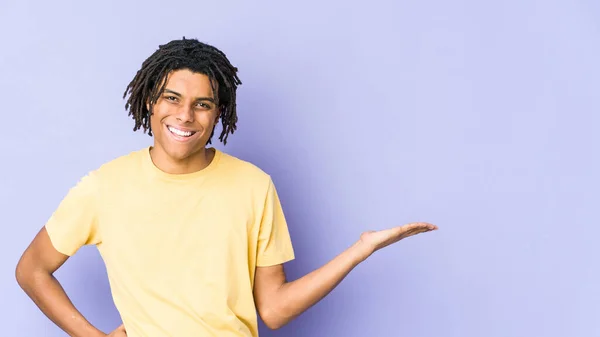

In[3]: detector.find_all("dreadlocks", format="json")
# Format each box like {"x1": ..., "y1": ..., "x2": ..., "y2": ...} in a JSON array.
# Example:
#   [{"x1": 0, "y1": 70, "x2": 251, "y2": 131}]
[{"x1": 123, "y1": 37, "x2": 242, "y2": 145}]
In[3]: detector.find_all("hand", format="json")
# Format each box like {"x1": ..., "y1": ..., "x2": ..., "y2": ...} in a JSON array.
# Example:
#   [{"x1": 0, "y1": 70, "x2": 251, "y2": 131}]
[
  {"x1": 353, "y1": 222, "x2": 438, "y2": 262},
  {"x1": 107, "y1": 324, "x2": 127, "y2": 336}
]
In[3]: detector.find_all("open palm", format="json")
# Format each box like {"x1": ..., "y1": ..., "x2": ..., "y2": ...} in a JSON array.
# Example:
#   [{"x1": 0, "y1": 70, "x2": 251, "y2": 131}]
[{"x1": 356, "y1": 222, "x2": 438, "y2": 260}]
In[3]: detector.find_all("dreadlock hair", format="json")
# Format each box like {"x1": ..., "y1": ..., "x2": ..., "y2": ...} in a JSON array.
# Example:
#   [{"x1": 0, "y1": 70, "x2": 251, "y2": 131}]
[{"x1": 123, "y1": 37, "x2": 242, "y2": 145}]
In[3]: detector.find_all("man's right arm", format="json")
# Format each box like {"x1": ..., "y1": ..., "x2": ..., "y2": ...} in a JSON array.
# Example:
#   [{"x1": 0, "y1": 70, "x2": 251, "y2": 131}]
[{"x1": 15, "y1": 227, "x2": 106, "y2": 337}]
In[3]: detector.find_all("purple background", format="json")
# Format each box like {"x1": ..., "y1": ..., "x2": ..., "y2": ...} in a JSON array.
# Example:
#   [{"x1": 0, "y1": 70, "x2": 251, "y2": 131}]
[{"x1": 2, "y1": 0, "x2": 599, "y2": 336}]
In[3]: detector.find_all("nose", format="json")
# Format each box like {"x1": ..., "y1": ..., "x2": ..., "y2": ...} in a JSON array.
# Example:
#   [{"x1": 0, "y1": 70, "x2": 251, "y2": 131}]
[{"x1": 175, "y1": 105, "x2": 194, "y2": 123}]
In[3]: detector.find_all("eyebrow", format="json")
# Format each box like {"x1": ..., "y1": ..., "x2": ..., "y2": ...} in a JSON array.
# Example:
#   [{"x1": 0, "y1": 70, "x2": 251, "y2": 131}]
[{"x1": 163, "y1": 89, "x2": 215, "y2": 103}]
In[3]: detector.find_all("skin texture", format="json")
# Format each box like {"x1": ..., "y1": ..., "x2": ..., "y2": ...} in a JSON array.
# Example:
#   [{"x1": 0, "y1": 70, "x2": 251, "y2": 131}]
[{"x1": 15, "y1": 68, "x2": 438, "y2": 336}]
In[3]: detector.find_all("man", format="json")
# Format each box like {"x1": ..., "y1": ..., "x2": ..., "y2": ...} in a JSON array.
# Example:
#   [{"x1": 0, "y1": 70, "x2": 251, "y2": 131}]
[{"x1": 15, "y1": 38, "x2": 438, "y2": 337}]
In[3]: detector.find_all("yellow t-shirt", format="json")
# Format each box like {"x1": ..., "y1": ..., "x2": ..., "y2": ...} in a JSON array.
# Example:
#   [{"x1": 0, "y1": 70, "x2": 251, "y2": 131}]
[{"x1": 45, "y1": 147, "x2": 295, "y2": 337}]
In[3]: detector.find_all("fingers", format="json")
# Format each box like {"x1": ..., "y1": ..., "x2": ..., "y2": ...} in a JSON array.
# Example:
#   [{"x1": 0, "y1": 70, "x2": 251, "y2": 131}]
[
  {"x1": 388, "y1": 223, "x2": 434, "y2": 237},
  {"x1": 400, "y1": 222, "x2": 437, "y2": 238},
  {"x1": 407, "y1": 222, "x2": 437, "y2": 230}
]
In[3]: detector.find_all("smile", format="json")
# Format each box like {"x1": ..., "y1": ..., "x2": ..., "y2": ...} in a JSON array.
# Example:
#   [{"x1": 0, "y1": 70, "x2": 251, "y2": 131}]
[{"x1": 166, "y1": 125, "x2": 198, "y2": 141}]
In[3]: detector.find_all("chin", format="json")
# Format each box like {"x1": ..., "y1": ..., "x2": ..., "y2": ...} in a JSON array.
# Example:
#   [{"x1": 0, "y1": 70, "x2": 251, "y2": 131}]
[{"x1": 165, "y1": 144, "x2": 204, "y2": 161}]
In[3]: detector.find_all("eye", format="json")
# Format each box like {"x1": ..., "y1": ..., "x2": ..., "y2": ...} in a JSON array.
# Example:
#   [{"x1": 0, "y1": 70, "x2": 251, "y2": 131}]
[
  {"x1": 196, "y1": 102, "x2": 212, "y2": 109},
  {"x1": 165, "y1": 95, "x2": 178, "y2": 102}
]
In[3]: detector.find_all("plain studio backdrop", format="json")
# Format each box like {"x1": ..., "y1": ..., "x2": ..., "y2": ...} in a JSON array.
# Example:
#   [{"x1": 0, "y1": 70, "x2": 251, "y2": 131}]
[{"x1": 1, "y1": 1, "x2": 599, "y2": 336}]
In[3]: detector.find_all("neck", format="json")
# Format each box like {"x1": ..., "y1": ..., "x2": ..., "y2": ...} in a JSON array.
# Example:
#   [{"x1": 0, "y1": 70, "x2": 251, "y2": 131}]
[{"x1": 149, "y1": 146, "x2": 215, "y2": 175}]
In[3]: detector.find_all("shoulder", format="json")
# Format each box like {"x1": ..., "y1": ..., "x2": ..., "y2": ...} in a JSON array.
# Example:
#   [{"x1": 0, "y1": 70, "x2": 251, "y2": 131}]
[
  {"x1": 216, "y1": 150, "x2": 274, "y2": 189},
  {"x1": 86, "y1": 147, "x2": 149, "y2": 184}
]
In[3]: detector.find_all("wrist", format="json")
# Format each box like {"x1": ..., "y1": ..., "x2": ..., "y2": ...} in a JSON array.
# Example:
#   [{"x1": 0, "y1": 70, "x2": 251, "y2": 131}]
[
  {"x1": 89, "y1": 330, "x2": 108, "y2": 337},
  {"x1": 94, "y1": 327, "x2": 108, "y2": 337},
  {"x1": 348, "y1": 240, "x2": 373, "y2": 264},
  {"x1": 70, "y1": 326, "x2": 106, "y2": 337}
]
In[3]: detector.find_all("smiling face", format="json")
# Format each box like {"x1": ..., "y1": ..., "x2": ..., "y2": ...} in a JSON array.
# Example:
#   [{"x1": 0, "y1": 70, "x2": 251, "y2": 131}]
[{"x1": 149, "y1": 69, "x2": 220, "y2": 166}]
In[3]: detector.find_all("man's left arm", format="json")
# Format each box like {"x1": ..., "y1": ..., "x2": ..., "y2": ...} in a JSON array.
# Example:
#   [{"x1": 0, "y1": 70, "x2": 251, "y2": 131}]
[{"x1": 253, "y1": 222, "x2": 438, "y2": 330}]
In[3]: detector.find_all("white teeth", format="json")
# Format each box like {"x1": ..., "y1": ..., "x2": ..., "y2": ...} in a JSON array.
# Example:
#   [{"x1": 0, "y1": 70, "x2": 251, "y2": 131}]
[{"x1": 168, "y1": 126, "x2": 194, "y2": 137}]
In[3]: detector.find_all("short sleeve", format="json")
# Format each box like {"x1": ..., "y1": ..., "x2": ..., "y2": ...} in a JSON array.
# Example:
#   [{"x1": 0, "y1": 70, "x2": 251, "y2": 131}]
[
  {"x1": 256, "y1": 178, "x2": 295, "y2": 267},
  {"x1": 45, "y1": 172, "x2": 101, "y2": 256}
]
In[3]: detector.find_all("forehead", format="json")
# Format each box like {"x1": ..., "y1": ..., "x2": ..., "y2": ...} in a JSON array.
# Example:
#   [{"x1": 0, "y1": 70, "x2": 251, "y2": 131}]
[{"x1": 161, "y1": 69, "x2": 215, "y2": 96}]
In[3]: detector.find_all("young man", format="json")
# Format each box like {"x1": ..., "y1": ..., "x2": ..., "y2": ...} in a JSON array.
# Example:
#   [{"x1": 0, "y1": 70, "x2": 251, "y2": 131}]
[{"x1": 15, "y1": 38, "x2": 438, "y2": 337}]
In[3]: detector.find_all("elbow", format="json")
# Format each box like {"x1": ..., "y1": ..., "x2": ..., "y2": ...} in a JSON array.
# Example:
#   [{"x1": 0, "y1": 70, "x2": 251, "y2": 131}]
[
  {"x1": 262, "y1": 314, "x2": 286, "y2": 330},
  {"x1": 15, "y1": 255, "x2": 35, "y2": 290},
  {"x1": 15, "y1": 254, "x2": 42, "y2": 291},
  {"x1": 15, "y1": 259, "x2": 29, "y2": 290},
  {"x1": 259, "y1": 306, "x2": 289, "y2": 330}
]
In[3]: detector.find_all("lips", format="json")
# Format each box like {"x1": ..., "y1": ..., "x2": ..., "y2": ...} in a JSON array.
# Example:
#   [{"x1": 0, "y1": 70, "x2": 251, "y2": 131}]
[
  {"x1": 167, "y1": 125, "x2": 197, "y2": 137},
  {"x1": 165, "y1": 124, "x2": 199, "y2": 142}
]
